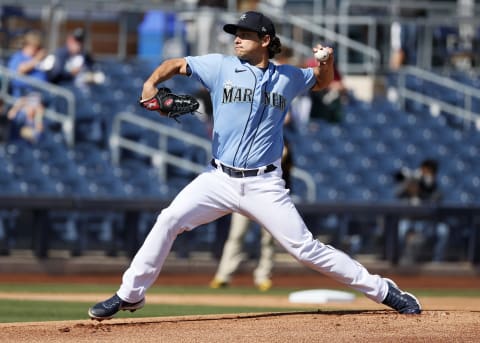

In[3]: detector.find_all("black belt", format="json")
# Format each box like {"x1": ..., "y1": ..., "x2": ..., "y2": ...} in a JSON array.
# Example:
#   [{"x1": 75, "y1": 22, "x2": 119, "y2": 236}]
[{"x1": 211, "y1": 159, "x2": 276, "y2": 178}]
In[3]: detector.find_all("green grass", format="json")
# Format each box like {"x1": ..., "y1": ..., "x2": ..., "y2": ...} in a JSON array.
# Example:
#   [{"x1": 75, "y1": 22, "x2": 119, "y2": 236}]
[
  {"x1": 0, "y1": 283, "x2": 299, "y2": 296},
  {"x1": 0, "y1": 282, "x2": 479, "y2": 323},
  {"x1": 0, "y1": 299, "x2": 309, "y2": 323},
  {"x1": 0, "y1": 283, "x2": 479, "y2": 297},
  {"x1": 0, "y1": 283, "x2": 310, "y2": 323}
]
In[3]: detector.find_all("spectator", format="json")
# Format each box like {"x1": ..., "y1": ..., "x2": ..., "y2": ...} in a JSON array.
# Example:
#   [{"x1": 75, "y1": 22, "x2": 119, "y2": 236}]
[
  {"x1": 7, "y1": 30, "x2": 47, "y2": 97},
  {"x1": 289, "y1": 57, "x2": 348, "y2": 131},
  {"x1": 196, "y1": 1, "x2": 227, "y2": 56},
  {"x1": 389, "y1": 8, "x2": 426, "y2": 70},
  {"x1": 210, "y1": 213, "x2": 275, "y2": 291},
  {"x1": 7, "y1": 92, "x2": 45, "y2": 144},
  {"x1": 274, "y1": 45, "x2": 295, "y2": 65},
  {"x1": 394, "y1": 159, "x2": 449, "y2": 264},
  {"x1": 307, "y1": 57, "x2": 348, "y2": 124},
  {"x1": 44, "y1": 27, "x2": 101, "y2": 87},
  {"x1": 394, "y1": 159, "x2": 442, "y2": 205}
]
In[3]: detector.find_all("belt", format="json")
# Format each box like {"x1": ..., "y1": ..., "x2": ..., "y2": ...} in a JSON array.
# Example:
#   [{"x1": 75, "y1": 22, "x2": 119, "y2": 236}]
[{"x1": 211, "y1": 159, "x2": 277, "y2": 178}]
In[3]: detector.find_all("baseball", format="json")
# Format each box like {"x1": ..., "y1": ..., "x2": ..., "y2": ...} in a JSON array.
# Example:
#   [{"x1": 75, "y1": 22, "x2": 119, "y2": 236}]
[{"x1": 314, "y1": 48, "x2": 330, "y2": 62}]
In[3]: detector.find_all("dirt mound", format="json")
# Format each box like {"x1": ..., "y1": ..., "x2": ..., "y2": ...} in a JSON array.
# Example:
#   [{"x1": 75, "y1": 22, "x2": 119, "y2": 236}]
[
  {"x1": 1, "y1": 310, "x2": 479, "y2": 343},
  {"x1": 1, "y1": 273, "x2": 479, "y2": 342}
]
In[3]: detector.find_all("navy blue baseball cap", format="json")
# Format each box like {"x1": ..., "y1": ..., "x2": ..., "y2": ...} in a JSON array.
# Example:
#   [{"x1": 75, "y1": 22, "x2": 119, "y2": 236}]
[{"x1": 223, "y1": 11, "x2": 276, "y2": 37}]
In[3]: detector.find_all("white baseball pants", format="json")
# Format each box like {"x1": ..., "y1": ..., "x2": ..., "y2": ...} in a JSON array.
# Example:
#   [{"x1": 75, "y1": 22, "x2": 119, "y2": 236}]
[{"x1": 117, "y1": 164, "x2": 388, "y2": 303}]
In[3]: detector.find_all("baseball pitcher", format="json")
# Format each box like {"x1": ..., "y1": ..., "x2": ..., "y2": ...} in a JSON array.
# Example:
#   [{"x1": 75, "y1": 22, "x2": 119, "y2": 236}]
[{"x1": 88, "y1": 11, "x2": 421, "y2": 320}]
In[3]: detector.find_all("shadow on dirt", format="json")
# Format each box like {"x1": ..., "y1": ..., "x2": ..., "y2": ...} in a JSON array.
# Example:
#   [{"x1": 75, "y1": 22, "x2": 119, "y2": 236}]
[{"x1": 86, "y1": 309, "x2": 391, "y2": 327}]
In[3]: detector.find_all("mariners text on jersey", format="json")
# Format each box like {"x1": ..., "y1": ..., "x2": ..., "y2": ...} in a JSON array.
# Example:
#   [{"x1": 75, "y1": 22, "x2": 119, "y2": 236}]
[{"x1": 222, "y1": 86, "x2": 286, "y2": 111}]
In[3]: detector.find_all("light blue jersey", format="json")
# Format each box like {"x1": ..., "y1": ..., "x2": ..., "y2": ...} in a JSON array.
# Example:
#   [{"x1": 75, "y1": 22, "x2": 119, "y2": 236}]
[{"x1": 185, "y1": 54, "x2": 316, "y2": 169}]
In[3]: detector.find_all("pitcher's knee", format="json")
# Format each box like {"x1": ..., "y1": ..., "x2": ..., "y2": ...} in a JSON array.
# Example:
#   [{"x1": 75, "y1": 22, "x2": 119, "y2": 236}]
[
  {"x1": 288, "y1": 240, "x2": 326, "y2": 266},
  {"x1": 155, "y1": 208, "x2": 187, "y2": 238}
]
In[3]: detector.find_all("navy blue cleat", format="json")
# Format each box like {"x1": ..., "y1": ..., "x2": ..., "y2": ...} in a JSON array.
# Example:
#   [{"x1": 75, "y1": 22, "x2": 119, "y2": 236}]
[
  {"x1": 382, "y1": 278, "x2": 421, "y2": 314},
  {"x1": 88, "y1": 294, "x2": 145, "y2": 320}
]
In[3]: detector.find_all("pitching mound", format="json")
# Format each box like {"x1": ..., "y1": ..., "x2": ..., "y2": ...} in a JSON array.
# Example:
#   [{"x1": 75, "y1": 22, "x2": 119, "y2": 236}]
[{"x1": 1, "y1": 310, "x2": 479, "y2": 343}]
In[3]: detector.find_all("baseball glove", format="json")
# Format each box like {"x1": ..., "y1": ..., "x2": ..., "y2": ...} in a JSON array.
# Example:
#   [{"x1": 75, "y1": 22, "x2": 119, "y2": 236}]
[{"x1": 139, "y1": 87, "x2": 200, "y2": 121}]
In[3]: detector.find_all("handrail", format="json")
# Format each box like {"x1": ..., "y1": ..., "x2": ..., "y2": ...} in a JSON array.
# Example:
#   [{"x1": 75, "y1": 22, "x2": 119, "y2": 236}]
[
  {"x1": 256, "y1": 6, "x2": 380, "y2": 74},
  {"x1": 290, "y1": 167, "x2": 316, "y2": 203},
  {"x1": 340, "y1": 0, "x2": 468, "y2": 15},
  {"x1": 110, "y1": 111, "x2": 317, "y2": 203},
  {"x1": 0, "y1": 194, "x2": 478, "y2": 264},
  {"x1": 0, "y1": 0, "x2": 182, "y2": 12},
  {"x1": 401, "y1": 66, "x2": 480, "y2": 99},
  {"x1": 0, "y1": 65, "x2": 76, "y2": 146},
  {"x1": 110, "y1": 112, "x2": 211, "y2": 181},
  {"x1": 396, "y1": 66, "x2": 480, "y2": 128}
]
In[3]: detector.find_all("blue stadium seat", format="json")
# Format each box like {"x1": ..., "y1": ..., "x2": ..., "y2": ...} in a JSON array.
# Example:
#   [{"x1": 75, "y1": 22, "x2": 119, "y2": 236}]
[
  {"x1": 348, "y1": 186, "x2": 378, "y2": 202},
  {"x1": 315, "y1": 183, "x2": 340, "y2": 201},
  {"x1": 115, "y1": 159, "x2": 169, "y2": 199},
  {"x1": 445, "y1": 190, "x2": 475, "y2": 204},
  {"x1": 343, "y1": 171, "x2": 362, "y2": 187},
  {"x1": 55, "y1": 176, "x2": 91, "y2": 197},
  {"x1": 6, "y1": 58, "x2": 478, "y2": 206},
  {"x1": 0, "y1": 169, "x2": 22, "y2": 195}
]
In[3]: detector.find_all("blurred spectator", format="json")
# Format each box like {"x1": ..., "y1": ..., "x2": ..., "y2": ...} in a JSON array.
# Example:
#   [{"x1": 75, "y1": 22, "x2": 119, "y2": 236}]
[
  {"x1": 309, "y1": 62, "x2": 347, "y2": 124},
  {"x1": 7, "y1": 30, "x2": 47, "y2": 97},
  {"x1": 448, "y1": 0, "x2": 475, "y2": 71},
  {"x1": 196, "y1": 1, "x2": 227, "y2": 56},
  {"x1": 1, "y1": 6, "x2": 26, "y2": 52},
  {"x1": 389, "y1": 8, "x2": 426, "y2": 70},
  {"x1": 394, "y1": 159, "x2": 449, "y2": 264},
  {"x1": 7, "y1": 92, "x2": 45, "y2": 144},
  {"x1": 274, "y1": 45, "x2": 295, "y2": 65},
  {"x1": 210, "y1": 213, "x2": 275, "y2": 291},
  {"x1": 44, "y1": 27, "x2": 104, "y2": 87},
  {"x1": 290, "y1": 56, "x2": 348, "y2": 129},
  {"x1": 237, "y1": 0, "x2": 259, "y2": 11},
  {"x1": 394, "y1": 159, "x2": 442, "y2": 205}
]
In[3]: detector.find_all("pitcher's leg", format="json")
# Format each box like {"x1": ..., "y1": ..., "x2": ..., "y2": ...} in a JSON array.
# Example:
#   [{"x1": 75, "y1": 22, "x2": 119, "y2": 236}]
[
  {"x1": 118, "y1": 172, "x2": 232, "y2": 302},
  {"x1": 214, "y1": 213, "x2": 250, "y2": 283},
  {"x1": 253, "y1": 228, "x2": 274, "y2": 285},
  {"x1": 242, "y1": 186, "x2": 387, "y2": 302}
]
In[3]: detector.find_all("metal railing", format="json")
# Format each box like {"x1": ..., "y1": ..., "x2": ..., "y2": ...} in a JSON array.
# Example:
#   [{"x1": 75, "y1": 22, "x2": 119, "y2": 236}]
[
  {"x1": 110, "y1": 112, "x2": 211, "y2": 181},
  {"x1": 3, "y1": 2, "x2": 381, "y2": 74},
  {"x1": 0, "y1": 65, "x2": 76, "y2": 146},
  {"x1": 396, "y1": 66, "x2": 480, "y2": 129},
  {"x1": 339, "y1": 0, "x2": 464, "y2": 15},
  {"x1": 110, "y1": 112, "x2": 317, "y2": 202},
  {"x1": 1, "y1": 194, "x2": 478, "y2": 265},
  {"x1": 256, "y1": 6, "x2": 381, "y2": 75},
  {"x1": 290, "y1": 167, "x2": 316, "y2": 203},
  {"x1": 261, "y1": 0, "x2": 479, "y2": 73},
  {"x1": 4, "y1": 1, "x2": 478, "y2": 74}
]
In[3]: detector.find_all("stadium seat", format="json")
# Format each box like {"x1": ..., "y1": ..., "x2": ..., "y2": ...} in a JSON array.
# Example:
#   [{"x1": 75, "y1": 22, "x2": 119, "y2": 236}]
[{"x1": 3, "y1": 57, "x2": 480, "y2": 208}]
